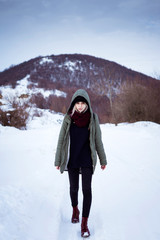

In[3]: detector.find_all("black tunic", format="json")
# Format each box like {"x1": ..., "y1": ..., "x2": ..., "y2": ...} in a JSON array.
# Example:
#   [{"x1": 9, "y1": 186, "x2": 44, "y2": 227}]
[{"x1": 68, "y1": 121, "x2": 92, "y2": 168}]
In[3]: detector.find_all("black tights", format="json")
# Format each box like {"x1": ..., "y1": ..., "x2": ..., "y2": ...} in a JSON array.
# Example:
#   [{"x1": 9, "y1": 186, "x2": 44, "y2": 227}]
[{"x1": 68, "y1": 167, "x2": 93, "y2": 218}]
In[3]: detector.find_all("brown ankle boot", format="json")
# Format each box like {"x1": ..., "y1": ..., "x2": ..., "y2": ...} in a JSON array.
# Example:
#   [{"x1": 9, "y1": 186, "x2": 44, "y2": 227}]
[
  {"x1": 81, "y1": 217, "x2": 90, "y2": 238},
  {"x1": 71, "y1": 206, "x2": 80, "y2": 223}
]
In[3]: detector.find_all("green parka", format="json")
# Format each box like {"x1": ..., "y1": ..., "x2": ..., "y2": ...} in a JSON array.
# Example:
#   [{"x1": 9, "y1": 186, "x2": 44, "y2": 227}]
[{"x1": 54, "y1": 89, "x2": 107, "y2": 173}]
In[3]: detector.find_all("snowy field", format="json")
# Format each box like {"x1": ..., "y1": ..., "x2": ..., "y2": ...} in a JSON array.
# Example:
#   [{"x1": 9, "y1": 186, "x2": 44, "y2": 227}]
[{"x1": 0, "y1": 113, "x2": 160, "y2": 240}]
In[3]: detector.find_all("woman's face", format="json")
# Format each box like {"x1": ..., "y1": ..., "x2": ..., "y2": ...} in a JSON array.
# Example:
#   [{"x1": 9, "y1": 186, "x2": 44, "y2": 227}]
[{"x1": 75, "y1": 102, "x2": 87, "y2": 113}]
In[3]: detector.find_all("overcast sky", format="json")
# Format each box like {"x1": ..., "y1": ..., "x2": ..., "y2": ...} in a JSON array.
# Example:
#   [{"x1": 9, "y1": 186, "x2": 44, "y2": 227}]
[{"x1": 0, "y1": 0, "x2": 160, "y2": 76}]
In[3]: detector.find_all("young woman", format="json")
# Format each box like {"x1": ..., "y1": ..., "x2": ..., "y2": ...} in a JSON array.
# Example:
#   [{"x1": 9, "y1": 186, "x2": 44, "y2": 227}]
[{"x1": 55, "y1": 89, "x2": 107, "y2": 238}]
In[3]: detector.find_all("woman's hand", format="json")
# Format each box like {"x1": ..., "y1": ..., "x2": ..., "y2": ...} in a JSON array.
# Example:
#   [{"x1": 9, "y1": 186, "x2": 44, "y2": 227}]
[
  {"x1": 101, "y1": 165, "x2": 106, "y2": 170},
  {"x1": 56, "y1": 166, "x2": 60, "y2": 170}
]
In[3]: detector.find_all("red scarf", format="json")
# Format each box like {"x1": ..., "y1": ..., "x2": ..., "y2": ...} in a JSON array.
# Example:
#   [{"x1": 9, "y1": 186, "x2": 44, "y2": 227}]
[{"x1": 71, "y1": 110, "x2": 91, "y2": 127}]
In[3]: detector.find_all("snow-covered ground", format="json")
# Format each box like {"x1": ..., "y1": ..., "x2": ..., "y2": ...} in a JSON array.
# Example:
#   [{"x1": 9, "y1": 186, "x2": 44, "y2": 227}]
[{"x1": 0, "y1": 113, "x2": 160, "y2": 240}]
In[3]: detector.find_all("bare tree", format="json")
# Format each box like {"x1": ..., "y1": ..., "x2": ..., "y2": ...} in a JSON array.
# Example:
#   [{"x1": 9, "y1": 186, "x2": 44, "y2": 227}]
[
  {"x1": 103, "y1": 65, "x2": 117, "y2": 125},
  {"x1": 113, "y1": 81, "x2": 160, "y2": 123}
]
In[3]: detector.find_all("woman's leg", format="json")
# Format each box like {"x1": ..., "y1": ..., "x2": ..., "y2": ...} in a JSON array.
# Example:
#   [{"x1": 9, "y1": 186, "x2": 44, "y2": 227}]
[
  {"x1": 81, "y1": 168, "x2": 93, "y2": 218},
  {"x1": 68, "y1": 168, "x2": 79, "y2": 207}
]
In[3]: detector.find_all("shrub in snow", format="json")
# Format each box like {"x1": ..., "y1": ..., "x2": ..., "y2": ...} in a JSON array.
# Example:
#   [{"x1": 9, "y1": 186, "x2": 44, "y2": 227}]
[
  {"x1": 0, "y1": 95, "x2": 29, "y2": 129},
  {"x1": 0, "y1": 107, "x2": 29, "y2": 129},
  {"x1": 30, "y1": 93, "x2": 48, "y2": 109},
  {"x1": 19, "y1": 94, "x2": 29, "y2": 99}
]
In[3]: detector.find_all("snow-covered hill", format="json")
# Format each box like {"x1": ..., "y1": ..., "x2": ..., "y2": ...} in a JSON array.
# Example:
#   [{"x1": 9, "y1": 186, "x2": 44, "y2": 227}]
[
  {"x1": 0, "y1": 54, "x2": 158, "y2": 97},
  {"x1": 1, "y1": 54, "x2": 160, "y2": 125},
  {"x1": 0, "y1": 114, "x2": 160, "y2": 240},
  {"x1": 0, "y1": 76, "x2": 66, "y2": 109}
]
